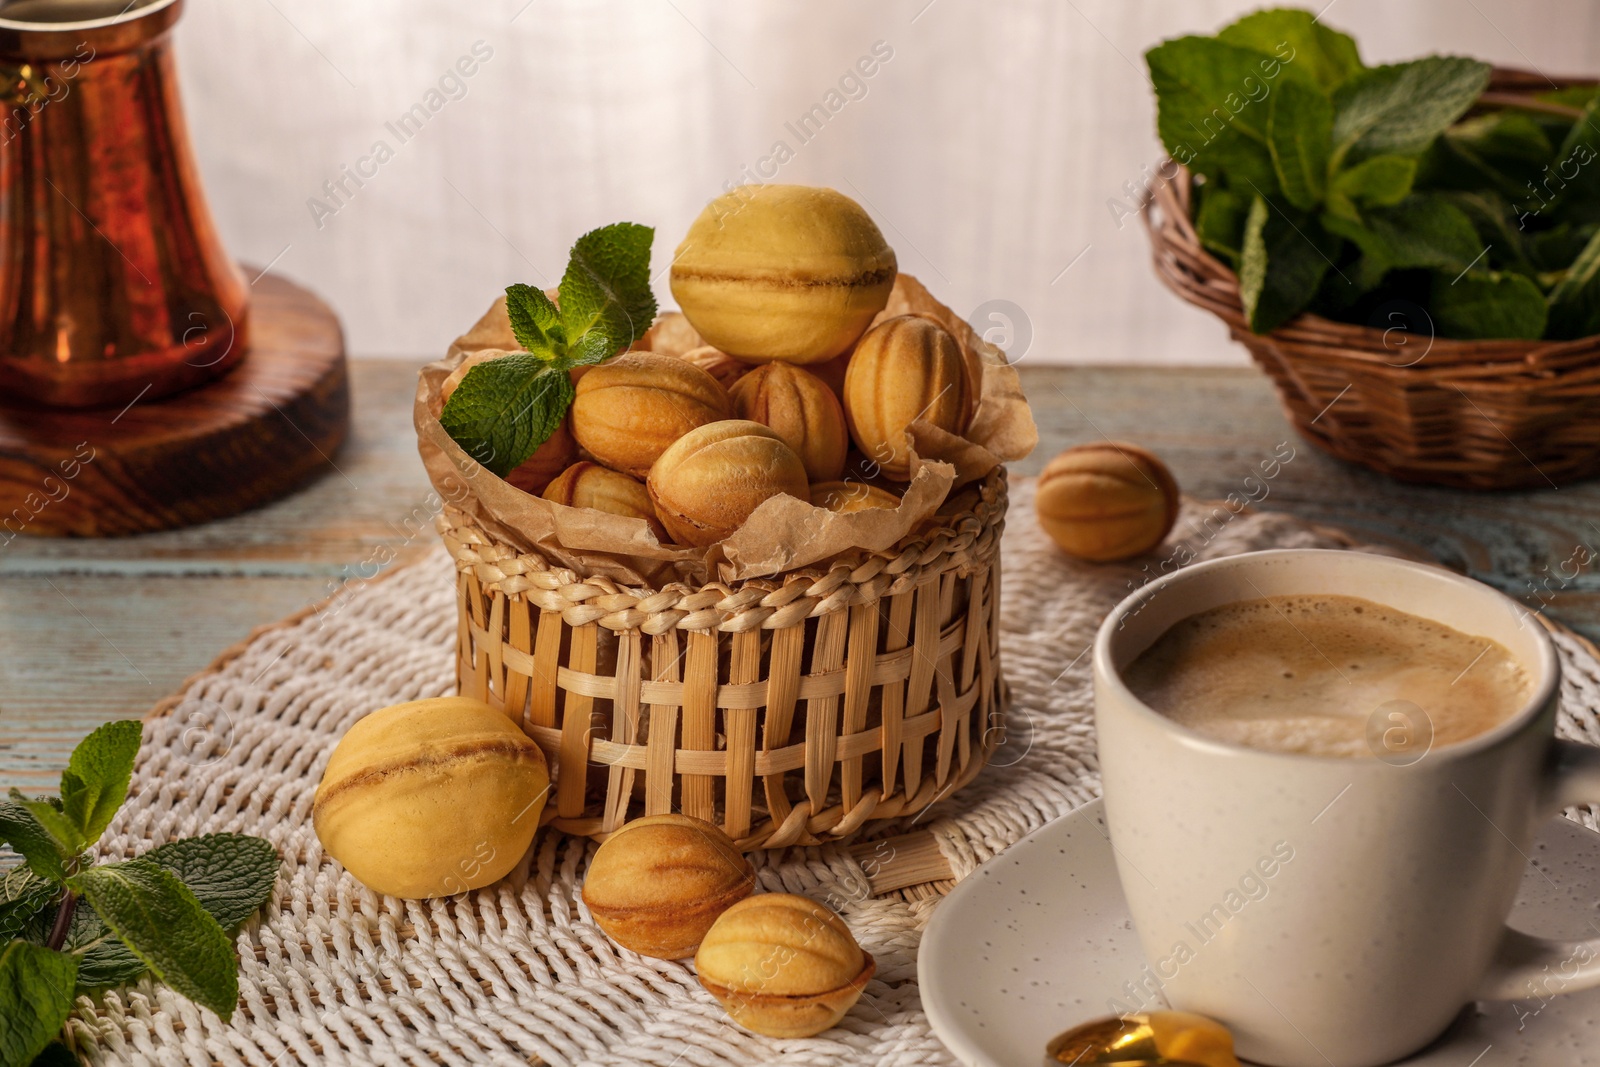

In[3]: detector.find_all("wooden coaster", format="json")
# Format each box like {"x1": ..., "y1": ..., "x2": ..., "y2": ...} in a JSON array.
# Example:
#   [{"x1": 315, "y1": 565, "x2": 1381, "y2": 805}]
[{"x1": 0, "y1": 271, "x2": 348, "y2": 537}]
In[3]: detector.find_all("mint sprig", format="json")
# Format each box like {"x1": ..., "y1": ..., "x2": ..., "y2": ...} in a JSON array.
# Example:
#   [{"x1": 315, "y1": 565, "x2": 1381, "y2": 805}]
[
  {"x1": 441, "y1": 222, "x2": 657, "y2": 478},
  {"x1": 0, "y1": 724, "x2": 280, "y2": 1066},
  {"x1": 1147, "y1": 8, "x2": 1600, "y2": 340}
]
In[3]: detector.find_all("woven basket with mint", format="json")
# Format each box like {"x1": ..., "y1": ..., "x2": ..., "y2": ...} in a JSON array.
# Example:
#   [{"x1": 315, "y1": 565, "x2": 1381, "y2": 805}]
[{"x1": 1142, "y1": 7, "x2": 1600, "y2": 489}]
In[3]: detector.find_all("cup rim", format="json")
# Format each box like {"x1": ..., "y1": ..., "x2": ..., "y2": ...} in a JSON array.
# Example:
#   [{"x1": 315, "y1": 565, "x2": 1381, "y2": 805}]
[
  {"x1": 0, "y1": 0, "x2": 176, "y2": 33},
  {"x1": 1092, "y1": 548, "x2": 1561, "y2": 766}
]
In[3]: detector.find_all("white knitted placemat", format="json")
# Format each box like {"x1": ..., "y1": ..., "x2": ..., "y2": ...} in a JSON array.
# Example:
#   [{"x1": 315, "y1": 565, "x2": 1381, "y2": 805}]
[{"x1": 63, "y1": 480, "x2": 1600, "y2": 1066}]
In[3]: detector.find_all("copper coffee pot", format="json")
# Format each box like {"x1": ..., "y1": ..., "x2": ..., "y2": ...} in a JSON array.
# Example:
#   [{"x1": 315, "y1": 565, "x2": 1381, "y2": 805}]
[{"x1": 0, "y1": 0, "x2": 247, "y2": 408}]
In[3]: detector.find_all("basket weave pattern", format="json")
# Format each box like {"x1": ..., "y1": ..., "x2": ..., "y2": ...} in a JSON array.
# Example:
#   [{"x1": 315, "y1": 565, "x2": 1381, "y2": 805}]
[
  {"x1": 1142, "y1": 71, "x2": 1600, "y2": 491},
  {"x1": 438, "y1": 469, "x2": 1008, "y2": 851}
]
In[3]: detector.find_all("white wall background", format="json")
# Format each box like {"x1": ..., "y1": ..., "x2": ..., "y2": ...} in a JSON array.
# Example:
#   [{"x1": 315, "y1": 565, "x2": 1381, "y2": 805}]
[{"x1": 171, "y1": 0, "x2": 1600, "y2": 365}]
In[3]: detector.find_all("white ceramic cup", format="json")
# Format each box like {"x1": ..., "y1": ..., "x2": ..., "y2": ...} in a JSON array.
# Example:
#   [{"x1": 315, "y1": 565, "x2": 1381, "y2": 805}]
[{"x1": 1093, "y1": 549, "x2": 1600, "y2": 1067}]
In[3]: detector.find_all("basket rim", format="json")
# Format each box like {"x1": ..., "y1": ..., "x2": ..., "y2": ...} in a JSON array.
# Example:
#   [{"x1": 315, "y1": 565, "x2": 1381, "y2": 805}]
[
  {"x1": 439, "y1": 467, "x2": 1009, "y2": 630},
  {"x1": 1140, "y1": 66, "x2": 1600, "y2": 374}
]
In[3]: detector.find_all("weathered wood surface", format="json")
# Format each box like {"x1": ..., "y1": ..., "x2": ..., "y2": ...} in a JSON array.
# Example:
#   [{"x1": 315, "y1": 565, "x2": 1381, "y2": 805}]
[
  {"x1": 3, "y1": 359, "x2": 1598, "y2": 792},
  {"x1": 0, "y1": 273, "x2": 349, "y2": 536}
]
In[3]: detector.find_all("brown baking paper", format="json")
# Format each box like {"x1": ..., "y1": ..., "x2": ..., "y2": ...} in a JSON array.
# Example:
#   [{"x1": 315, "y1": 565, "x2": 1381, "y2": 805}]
[{"x1": 414, "y1": 274, "x2": 1037, "y2": 587}]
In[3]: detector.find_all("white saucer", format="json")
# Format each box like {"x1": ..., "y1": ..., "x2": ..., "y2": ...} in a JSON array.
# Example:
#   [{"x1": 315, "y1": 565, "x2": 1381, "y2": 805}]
[{"x1": 920, "y1": 798, "x2": 1600, "y2": 1067}]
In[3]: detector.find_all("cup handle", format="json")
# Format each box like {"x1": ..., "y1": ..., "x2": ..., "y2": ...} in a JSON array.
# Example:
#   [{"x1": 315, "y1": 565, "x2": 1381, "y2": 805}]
[{"x1": 1475, "y1": 740, "x2": 1600, "y2": 1001}]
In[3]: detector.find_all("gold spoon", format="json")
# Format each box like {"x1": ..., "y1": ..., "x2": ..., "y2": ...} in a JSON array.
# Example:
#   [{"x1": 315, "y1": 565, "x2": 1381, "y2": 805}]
[{"x1": 1045, "y1": 1011, "x2": 1242, "y2": 1067}]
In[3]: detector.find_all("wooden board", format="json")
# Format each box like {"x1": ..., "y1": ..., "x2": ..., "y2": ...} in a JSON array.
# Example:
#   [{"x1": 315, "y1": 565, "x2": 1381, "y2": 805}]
[{"x1": 0, "y1": 271, "x2": 348, "y2": 536}]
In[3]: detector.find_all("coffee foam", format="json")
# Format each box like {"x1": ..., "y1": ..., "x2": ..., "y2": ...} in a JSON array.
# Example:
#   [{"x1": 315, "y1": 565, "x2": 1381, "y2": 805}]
[{"x1": 1123, "y1": 594, "x2": 1532, "y2": 758}]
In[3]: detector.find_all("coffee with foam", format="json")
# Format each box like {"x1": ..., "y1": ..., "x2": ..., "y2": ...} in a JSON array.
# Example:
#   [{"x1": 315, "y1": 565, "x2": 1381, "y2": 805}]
[{"x1": 1123, "y1": 594, "x2": 1532, "y2": 758}]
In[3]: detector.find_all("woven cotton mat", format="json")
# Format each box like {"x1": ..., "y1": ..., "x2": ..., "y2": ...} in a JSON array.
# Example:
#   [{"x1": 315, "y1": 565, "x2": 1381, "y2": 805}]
[{"x1": 65, "y1": 480, "x2": 1600, "y2": 1067}]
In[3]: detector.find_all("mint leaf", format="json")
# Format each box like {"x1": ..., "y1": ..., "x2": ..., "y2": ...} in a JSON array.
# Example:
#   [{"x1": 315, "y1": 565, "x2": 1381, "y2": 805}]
[
  {"x1": 1321, "y1": 194, "x2": 1483, "y2": 289},
  {"x1": 0, "y1": 802, "x2": 68, "y2": 883},
  {"x1": 1445, "y1": 190, "x2": 1537, "y2": 275},
  {"x1": 558, "y1": 223, "x2": 657, "y2": 358},
  {"x1": 438, "y1": 354, "x2": 575, "y2": 478},
  {"x1": 1146, "y1": 36, "x2": 1283, "y2": 191},
  {"x1": 1239, "y1": 194, "x2": 1339, "y2": 332},
  {"x1": 68, "y1": 860, "x2": 238, "y2": 1019},
  {"x1": 0, "y1": 869, "x2": 57, "y2": 944},
  {"x1": 59, "y1": 720, "x2": 140, "y2": 848},
  {"x1": 1329, "y1": 155, "x2": 1416, "y2": 212},
  {"x1": 6, "y1": 794, "x2": 81, "y2": 869},
  {"x1": 64, "y1": 906, "x2": 142, "y2": 990},
  {"x1": 504, "y1": 283, "x2": 564, "y2": 360},
  {"x1": 1547, "y1": 227, "x2": 1600, "y2": 339},
  {"x1": 68, "y1": 833, "x2": 278, "y2": 990},
  {"x1": 1530, "y1": 222, "x2": 1598, "y2": 273},
  {"x1": 563, "y1": 328, "x2": 618, "y2": 369},
  {"x1": 1195, "y1": 183, "x2": 1252, "y2": 264},
  {"x1": 0, "y1": 940, "x2": 77, "y2": 1067},
  {"x1": 140, "y1": 835, "x2": 278, "y2": 931},
  {"x1": 1545, "y1": 97, "x2": 1600, "y2": 226},
  {"x1": 1550, "y1": 97, "x2": 1600, "y2": 179},
  {"x1": 1330, "y1": 57, "x2": 1490, "y2": 169},
  {"x1": 1448, "y1": 112, "x2": 1554, "y2": 185},
  {"x1": 1541, "y1": 85, "x2": 1600, "y2": 111},
  {"x1": 1433, "y1": 270, "x2": 1548, "y2": 339},
  {"x1": 1217, "y1": 8, "x2": 1362, "y2": 91},
  {"x1": 1267, "y1": 79, "x2": 1332, "y2": 210}
]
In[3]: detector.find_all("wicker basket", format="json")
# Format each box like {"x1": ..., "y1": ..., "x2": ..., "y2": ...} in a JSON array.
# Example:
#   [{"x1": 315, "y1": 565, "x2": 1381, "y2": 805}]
[
  {"x1": 1143, "y1": 69, "x2": 1600, "y2": 491},
  {"x1": 436, "y1": 469, "x2": 1008, "y2": 851}
]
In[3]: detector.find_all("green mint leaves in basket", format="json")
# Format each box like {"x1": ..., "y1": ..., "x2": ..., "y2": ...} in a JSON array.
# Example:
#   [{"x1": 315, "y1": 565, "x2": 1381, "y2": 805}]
[
  {"x1": 0, "y1": 721, "x2": 279, "y2": 1067},
  {"x1": 1148, "y1": 7, "x2": 1600, "y2": 341},
  {"x1": 440, "y1": 222, "x2": 657, "y2": 477}
]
